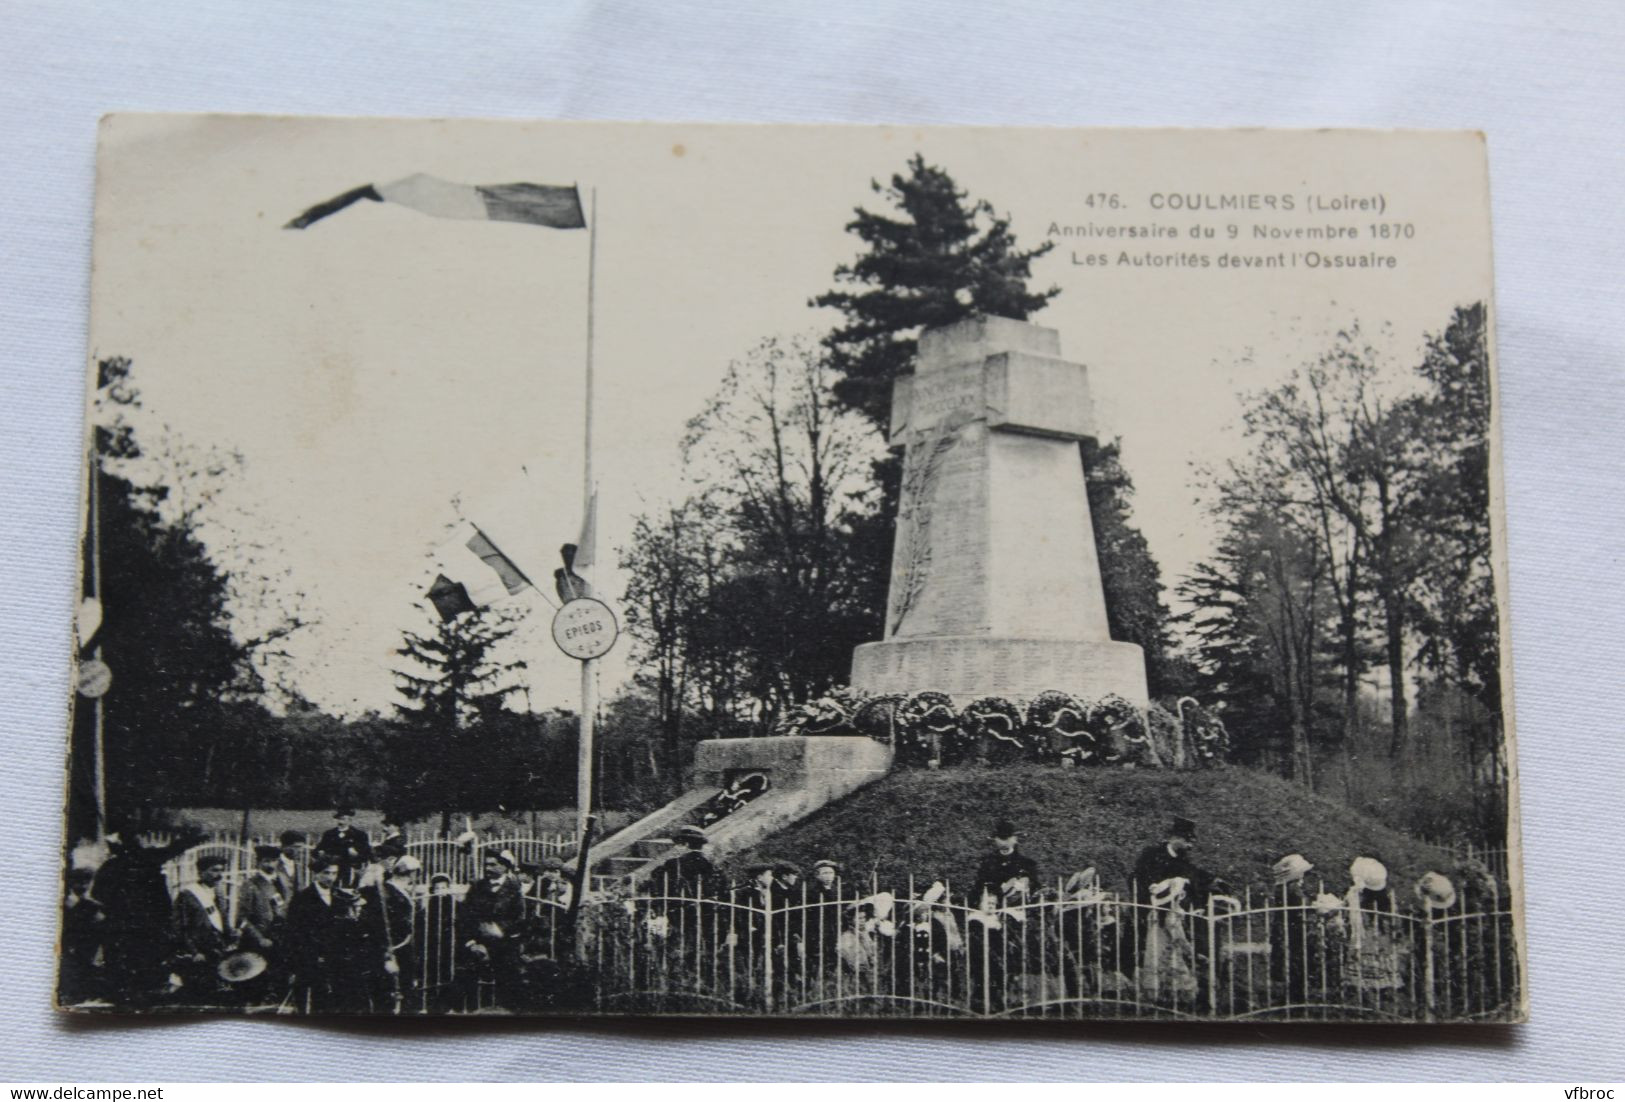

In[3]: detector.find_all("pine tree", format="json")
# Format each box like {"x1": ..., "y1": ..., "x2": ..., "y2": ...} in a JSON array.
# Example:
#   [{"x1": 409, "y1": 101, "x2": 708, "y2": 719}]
[
  {"x1": 813, "y1": 154, "x2": 1059, "y2": 427},
  {"x1": 391, "y1": 604, "x2": 526, "y2": 829}
]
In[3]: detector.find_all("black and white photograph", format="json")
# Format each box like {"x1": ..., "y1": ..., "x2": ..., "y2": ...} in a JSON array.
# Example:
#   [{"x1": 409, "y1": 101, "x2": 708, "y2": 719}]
[{"x1": 58, "y1": 118, "x2": 1523, "y2": 1023}]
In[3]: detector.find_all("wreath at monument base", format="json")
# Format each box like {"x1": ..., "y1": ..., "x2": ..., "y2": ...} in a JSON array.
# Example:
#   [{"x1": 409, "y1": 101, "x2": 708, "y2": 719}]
[{"x1": 772, "y1": 685, "x2": 1230, "y2": 771}]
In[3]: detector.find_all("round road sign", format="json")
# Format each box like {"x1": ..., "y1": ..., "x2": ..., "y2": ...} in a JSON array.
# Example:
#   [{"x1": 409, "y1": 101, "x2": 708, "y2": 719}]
[
  {"x1": 551, "y1": 597, "x2": 619, "y2": 660},
  {"x1": 77, "y1": 658, "x2": 113, "y2": 699}
]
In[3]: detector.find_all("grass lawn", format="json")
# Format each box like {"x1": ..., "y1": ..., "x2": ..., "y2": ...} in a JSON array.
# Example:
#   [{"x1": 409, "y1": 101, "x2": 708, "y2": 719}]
[{"x1": 732, "y1": 762, "x2": 1461, "y2": 896}]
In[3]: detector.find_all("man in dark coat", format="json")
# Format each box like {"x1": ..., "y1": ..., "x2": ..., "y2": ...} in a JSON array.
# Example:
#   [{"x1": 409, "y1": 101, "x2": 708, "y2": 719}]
[
  {"x1": 171, "y1": 853, "x2": 237, "y2": 1003},
  {"x1": 364, "y1": 854, "x2": 421, "y2": 1013},
  {"x1": 1128, "y1": 815, "x2": 1213, "y2": 987},
  {"x1": 641, "y1": 826, "x2": 722, "y2": 982},
  {"x1": 59, "y1": 868, "x2": 106, "y2": 1004},
  {"x1": 285, "y1": 853, "x2": 360, "y2": 1013},
  {"x1": 275, "y1": 830, "x2": 307, "y2": 900},
  {"x1": 967, "y1": 820, "x2": 1039, "y2": 1013},
  {"x1": 653, "y1": 825, "x2": 720, "y2": 895},
  {"x1": 457, "y1": 850, "x2": 525, "y2": 1009},
  {"x1": 1131, "y1": 816, "x2": 1212, "y2": 908},
  {"x1": 802, "y1": 859, "x2": 845, "y2": 988},
  {"x1": 972, "y1": 820, "x2": 1040, "y2": 909},
  {"x1": 92, "y1": 825, "x2": 204, "y2": 1005},
  {"x1": 1266, "y1": 853, "x2": 1321, "y2": 1011},
  {"x1": 237, "y1": 845, "x2": 289, "y2": 955},
  {"x1": 316, "y1": 808, "x2": 372, "y2": 888}
]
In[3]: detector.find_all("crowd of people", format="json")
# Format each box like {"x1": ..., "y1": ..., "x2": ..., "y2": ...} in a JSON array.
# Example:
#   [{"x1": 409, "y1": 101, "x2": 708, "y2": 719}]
[
  {"x1": 58, "y1": 808, "x2": 1511, "y2": 1018},
  {"x1": 627, "y1": 815, "x2": 1510, "y2": 1016},
  {"x1": 59, "y1": 809, "x2": 579, "y2": 1013}
]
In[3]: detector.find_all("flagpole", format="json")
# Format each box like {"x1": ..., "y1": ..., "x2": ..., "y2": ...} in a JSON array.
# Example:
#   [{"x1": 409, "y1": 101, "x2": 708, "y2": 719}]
[
  {"x1": 576, "y1": 187, "x2": 598, "y2": 849},
  {"x1": 89, "y1": 444, "x2": 107, "y2": 842}
]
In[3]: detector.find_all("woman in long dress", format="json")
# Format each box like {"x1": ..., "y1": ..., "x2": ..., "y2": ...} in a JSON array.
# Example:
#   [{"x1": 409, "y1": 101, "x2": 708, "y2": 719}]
[
  {"x1": 1339, "y1": 857, "x2": 1405, "y2": 1007},
  {"x1": 1137, "y1": 876, "x2": 1198, "y2": 1005}
]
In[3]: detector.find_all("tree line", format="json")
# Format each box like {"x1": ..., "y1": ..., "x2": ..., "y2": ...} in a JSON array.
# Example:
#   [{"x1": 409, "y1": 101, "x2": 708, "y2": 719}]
[{"x1": 1181, "y1": 305, "x2": 1504, "y2": 840}]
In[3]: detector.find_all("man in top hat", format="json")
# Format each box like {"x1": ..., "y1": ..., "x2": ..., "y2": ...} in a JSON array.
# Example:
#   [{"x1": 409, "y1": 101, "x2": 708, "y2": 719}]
[
  {"x1": 171, "y1": 852, "x2": 238, "y2": 1001},
  {"x1": 972, "y1": 820, "x2": 1040, "y2": 911},
  {"x1": 238, "y1": 844, "x2": 289, "y2": 955},
  {"x1": 1128, "y1": 816, "x2": 1212, "y2": 987},
  {"x1": 1132, "y1": 816, "x2": 1211, "y2": 907},
  {"x1": 316, "y1": 808, "x2": 372, "y2": 888}
]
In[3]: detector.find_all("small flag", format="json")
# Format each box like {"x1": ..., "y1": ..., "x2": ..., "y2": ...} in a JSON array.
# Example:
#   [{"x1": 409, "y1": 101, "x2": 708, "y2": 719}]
[
  {"x1": 426, "y1": 521, "x2": 534, "y2": 621},
  {"x1": 286, "y1": 174, "x2": 586, "y2": 231},
  {"x1": 554, "y1": 544, "x2": 594, "y2": 603},
  {"x1": 426, "y1": 575, "x2": 476, "y2": 621}
]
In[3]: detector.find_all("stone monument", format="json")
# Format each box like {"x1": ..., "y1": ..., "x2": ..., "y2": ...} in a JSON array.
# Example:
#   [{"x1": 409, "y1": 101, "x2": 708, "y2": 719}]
[{"x1": 849, "y1": 315, "x2": 1149, "y2": 706}]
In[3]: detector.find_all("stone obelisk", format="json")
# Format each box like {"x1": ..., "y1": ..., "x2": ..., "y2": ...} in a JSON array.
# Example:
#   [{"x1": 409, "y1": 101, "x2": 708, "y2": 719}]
[{"x1": 850, "y1": 315, "x2": 1148, "y2": 706}]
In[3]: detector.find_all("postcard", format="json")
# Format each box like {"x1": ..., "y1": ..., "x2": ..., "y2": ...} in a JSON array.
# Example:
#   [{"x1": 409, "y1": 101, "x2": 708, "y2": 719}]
[{"x1": 59, "y1": 118, "x2": 1522, "y2": 1022}]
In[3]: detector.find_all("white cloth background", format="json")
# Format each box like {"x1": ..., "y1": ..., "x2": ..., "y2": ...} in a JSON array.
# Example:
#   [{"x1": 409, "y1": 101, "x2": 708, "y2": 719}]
[{"x1": 3, "y1": 0, "x2": 1622, "y2": 1082}]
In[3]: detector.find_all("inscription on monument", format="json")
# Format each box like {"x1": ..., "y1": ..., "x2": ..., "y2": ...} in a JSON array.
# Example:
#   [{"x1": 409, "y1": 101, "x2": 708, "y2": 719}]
[{"x1": 892, "y1": 362, "x2": 986, "y2": 438}]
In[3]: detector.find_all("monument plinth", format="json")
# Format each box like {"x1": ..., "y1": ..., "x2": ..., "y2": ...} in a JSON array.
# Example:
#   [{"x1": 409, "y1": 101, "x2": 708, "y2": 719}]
[{"x1": 849, "y1": 316, "x2": 1148, "y2": 706}]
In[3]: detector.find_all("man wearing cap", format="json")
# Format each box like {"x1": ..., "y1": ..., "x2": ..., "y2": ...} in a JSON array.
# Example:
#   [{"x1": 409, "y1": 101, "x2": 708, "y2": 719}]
[
  {"x1": 457, "y1": 850, "x2": 524, "y2": 1009},
  {"x1": 972, "y1": 820, "x2": 1040, "y2": 911},
  {"x1": 171, "y1": 853, "x2": 237, "y2": 1002},
  {"x1": 365, "y1": 855, "x2": 422, "y2": 1012},
  {"x1": 316, "y1": 808, "x2": 372, "y2": 888},
  {"x1": 538, "y1": 855, "x2": 573, "y2": 907}
]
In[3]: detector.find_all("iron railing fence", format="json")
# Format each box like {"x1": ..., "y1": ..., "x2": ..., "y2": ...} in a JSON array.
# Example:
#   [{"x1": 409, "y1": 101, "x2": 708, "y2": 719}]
[
  {"x1": 569, "y1": 877, "x2": 1518, "y2": 1021},
  {"x1": 184, "y1": 867, "x2": 1515, "y2": 1021}
]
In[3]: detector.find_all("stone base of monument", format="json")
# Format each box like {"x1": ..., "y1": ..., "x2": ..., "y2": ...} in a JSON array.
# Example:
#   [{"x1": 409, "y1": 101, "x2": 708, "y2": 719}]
[
  {"x1": 590, "y1": 735, "x2": 893, "y2": 887},
  {"x1": 850, "y1": 635, "x2": 1149, "y2": 707}
]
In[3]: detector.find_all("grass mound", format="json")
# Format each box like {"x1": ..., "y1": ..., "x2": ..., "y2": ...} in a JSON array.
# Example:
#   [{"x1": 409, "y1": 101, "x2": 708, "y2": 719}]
[{"x1": 731, "y1": 763, "x2": 1457, "y2": 896}]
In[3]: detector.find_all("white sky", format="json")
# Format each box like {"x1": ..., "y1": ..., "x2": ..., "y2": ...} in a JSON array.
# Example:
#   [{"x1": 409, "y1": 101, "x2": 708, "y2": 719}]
[{"x1": 88, "y1": 118, "x2": 1493, "y2": 715}]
